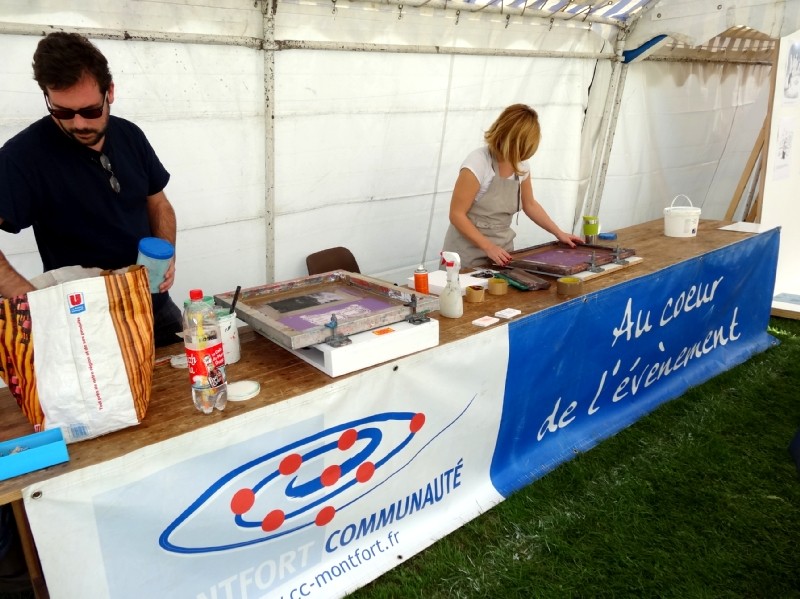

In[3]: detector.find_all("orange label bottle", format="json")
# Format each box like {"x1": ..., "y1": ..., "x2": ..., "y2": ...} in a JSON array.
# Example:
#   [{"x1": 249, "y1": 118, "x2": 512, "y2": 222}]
[{"x1": 414, "y1": 265, "x2": 429, "y2": 294}]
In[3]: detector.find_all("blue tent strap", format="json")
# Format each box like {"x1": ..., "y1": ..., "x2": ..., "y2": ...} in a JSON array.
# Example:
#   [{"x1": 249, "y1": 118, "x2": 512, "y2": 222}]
[{"x1": 622, "y1": 35, "x2": 668, "y2": 64}]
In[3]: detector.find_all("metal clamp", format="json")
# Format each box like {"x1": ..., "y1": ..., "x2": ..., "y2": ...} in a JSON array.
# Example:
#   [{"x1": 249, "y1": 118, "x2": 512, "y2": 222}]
[
  {"x1": 612, "y1": 245, "x2": 630, "y2": 265},
  {"x1": 324, "y1": 314, "x2": 352, "y2": 347},
  {"x1": 587, "y1": 251, "x2": 604, "y2": 273},
  {"x1": 405, "y1": 294, "x2": 431, "y2": 325}
]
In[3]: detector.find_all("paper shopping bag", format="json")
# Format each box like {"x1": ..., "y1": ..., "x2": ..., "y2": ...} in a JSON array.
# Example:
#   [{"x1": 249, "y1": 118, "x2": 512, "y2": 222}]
[{"x1": 0, "y1": 265, "x2": 154, "y2": 443}]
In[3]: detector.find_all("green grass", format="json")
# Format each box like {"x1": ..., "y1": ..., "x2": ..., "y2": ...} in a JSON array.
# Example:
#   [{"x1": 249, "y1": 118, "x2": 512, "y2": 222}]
[
  {"x1": 3, "y1": 319, "x2": 798, "y2": 599},
  {"x1": 350, "y1": 316, "x2": 800, "y2": 599}
]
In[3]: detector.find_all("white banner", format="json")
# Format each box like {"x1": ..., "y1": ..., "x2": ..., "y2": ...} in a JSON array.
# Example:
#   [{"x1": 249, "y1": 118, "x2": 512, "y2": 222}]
[{"x1": 23, "y1": 326, "x2": 508, "y2": 599}]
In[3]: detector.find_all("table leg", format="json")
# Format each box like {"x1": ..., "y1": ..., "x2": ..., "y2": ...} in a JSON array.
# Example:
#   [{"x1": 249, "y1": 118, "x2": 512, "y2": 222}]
[{"x1": 10, "y1": 500, "x2": 48, "y2": 599}]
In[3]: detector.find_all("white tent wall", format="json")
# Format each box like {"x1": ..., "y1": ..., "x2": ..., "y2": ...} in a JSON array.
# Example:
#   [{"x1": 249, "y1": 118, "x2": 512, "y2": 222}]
[
  {"x1": 599, "y1": 60, "x2": 772, "y2": 232},
  {"x1": 0, "y1": 0, "x2": 796, "y2": 305},
  {"x1": 273, "y1": 50, "x2": 599, "y2": 282},
  {"x1": 273, "y1": 0, "x2": 611, "y2": 282}
]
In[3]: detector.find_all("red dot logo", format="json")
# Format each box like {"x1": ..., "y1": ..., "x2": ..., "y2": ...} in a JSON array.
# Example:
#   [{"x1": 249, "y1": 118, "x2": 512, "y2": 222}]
[
  {"x1": 410, "y1": 413, "x2": 425, "y2": 433},
  {"x1": 356, "y1": 462, "x2": 375, "y2": 483},
  {"x1": 321, "y1": 465, "x2": 342, "y2": 487},
  {"x1": 315, "y1": 506, "x2": 336, "y2": 526},
  {"x1": 338, "y1": 429, "x2": 358, "y2": 451},
  {"x1": 230, "y1": 489, "x2": 255, "y2": 515},
  {"x1": 279, "y1": 453, "x2": 303, "y2": 475},
  {"x1": 262, "y1": 510, "x2": 285, "y2": 532}
]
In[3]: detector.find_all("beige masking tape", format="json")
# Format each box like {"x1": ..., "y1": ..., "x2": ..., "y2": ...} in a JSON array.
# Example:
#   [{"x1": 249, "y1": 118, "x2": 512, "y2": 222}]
[
  {"x1": 556, "y1": 276, "x2": 583, "y2": 297},
  {"x1": 465, "y1": 285, "x2": 485, "y2": 303},
  {"x1": 487, "y1": 277, "x2": 508, "y2": 296}
]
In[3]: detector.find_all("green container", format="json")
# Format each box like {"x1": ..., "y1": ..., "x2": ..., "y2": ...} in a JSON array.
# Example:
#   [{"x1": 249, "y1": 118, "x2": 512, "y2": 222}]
[{"x1": 582, "y1": 215, "x2": 600, "y2": 236}]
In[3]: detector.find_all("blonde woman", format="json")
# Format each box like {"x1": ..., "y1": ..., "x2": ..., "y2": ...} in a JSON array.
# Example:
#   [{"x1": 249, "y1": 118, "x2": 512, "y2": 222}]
[{"x1": 442, "y1": 104, "x2": 583, "y2": 268}]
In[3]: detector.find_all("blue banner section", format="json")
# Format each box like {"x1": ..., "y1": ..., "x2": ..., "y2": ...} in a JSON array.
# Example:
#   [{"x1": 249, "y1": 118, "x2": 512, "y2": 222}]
[{"x1": 490, "y1": 230, "x2": 780, "y2": 497}]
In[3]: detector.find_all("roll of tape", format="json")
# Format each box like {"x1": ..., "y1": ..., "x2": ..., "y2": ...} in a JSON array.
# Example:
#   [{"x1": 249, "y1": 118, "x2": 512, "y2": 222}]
[
  {"x1": 487, "y1": 277, "x2": 509, "y2": 296},
  {"x1": 556, "y1": 276, "x2": 583, "y2": 297},
  {"x1": 465, "y1": 284, "x2": 485, "y2": 303}
]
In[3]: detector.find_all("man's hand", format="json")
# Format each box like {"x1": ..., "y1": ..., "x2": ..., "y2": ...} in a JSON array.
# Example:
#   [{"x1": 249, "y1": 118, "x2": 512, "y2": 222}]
[{"x1": 158, "y1": 256, "x2": 176, "y2": 293}]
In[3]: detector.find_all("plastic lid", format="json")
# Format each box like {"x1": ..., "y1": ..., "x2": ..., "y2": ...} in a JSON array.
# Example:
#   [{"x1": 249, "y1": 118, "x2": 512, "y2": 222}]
[
  {"x1": 228, "y1": 380, "x2": 261, "y2": 402},
  {"x1": 170, "y1": 354, "x2": 188, "y2": 368},
  {"x1": 189, "y1": 289, "x2": 204, "y2": 301},
  {"x1": 138, "y1": 237, "x2": 174, "y2": 260}
]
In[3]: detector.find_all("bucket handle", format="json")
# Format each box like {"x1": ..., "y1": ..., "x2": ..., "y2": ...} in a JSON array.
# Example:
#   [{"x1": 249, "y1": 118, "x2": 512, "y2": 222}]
[{"x1": 669, "y1": 194, "x2": 693, "y2": 208}]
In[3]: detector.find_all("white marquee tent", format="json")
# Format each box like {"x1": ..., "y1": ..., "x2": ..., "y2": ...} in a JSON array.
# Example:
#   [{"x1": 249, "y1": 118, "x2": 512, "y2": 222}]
[{"x1": 1, "y1": 0, "x2": 798, "y2": 308}]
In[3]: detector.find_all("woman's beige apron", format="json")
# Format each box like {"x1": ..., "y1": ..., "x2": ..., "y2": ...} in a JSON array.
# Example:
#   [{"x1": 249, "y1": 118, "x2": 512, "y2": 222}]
[{"x1": 442, "y1": 157, "x2": 521, "y2": 268}]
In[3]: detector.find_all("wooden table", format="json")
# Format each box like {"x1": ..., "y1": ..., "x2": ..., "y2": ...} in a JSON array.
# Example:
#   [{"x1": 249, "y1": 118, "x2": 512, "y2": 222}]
[{"x1": 0, "y1": 219, "x2": 757, "y2": 597}]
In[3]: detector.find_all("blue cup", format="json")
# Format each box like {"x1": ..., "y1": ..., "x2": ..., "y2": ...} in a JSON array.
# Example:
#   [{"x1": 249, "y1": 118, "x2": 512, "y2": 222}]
[{"x1": 136, "y1": 237, "x2": 174, "y2": 294}]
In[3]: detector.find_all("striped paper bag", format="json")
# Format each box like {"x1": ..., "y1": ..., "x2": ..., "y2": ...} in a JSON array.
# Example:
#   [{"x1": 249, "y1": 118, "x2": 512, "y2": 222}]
[{"x1": 0, "y1": 265, "x2": 154, "y2": 443}]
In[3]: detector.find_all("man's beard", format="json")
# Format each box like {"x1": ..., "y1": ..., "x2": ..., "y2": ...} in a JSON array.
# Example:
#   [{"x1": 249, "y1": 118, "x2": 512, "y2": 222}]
[{"x1": 65, "y1": 125, "x2": 107, "y2": 147}]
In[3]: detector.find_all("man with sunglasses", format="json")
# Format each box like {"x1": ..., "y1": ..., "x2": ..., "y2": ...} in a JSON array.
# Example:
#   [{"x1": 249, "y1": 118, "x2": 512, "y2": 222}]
[{"x1": 0, "y1": 32, "x2": 183, "y2": 347}]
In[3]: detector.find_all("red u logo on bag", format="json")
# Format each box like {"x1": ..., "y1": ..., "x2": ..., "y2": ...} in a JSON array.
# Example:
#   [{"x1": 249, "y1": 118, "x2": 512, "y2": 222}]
[{"x1": 68, "y1": 292, "x2": 86, "y2": 314}]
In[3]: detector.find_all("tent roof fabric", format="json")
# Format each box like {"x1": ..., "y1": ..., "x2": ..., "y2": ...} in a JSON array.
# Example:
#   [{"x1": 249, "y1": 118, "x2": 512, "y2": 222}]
[{"x1": 464, "y1": 0, "x2": 652, "y2": 22}]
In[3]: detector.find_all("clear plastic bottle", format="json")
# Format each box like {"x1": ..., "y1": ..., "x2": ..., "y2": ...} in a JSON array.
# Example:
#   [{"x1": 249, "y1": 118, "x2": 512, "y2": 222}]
[{"x1": 183, "y1": 289, "x2": 228, "y2": 413}]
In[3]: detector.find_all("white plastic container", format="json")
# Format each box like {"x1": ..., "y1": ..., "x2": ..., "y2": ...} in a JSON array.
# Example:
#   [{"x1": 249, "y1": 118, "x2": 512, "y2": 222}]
[
  {"x1": 664, "y1": 194, "x2": 701, "y2": 238},
  {"x1": 215, "y1": 309, "x2": 241, "y2": 365}
]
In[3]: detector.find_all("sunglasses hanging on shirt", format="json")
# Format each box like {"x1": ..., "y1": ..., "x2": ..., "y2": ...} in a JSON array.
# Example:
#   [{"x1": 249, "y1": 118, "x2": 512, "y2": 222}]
[{"x1": 98, "y1": 154, "x2": 121, "y2": 193}]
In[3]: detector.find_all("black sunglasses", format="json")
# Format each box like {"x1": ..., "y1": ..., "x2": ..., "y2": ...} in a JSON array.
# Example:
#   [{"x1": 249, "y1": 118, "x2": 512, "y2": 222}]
[
  {"x1": 99, "y1": 154, "x2": 121, "y2": 193},
  {"x1": 44, "y1": 92, "x2": 107, "y2": 120}
]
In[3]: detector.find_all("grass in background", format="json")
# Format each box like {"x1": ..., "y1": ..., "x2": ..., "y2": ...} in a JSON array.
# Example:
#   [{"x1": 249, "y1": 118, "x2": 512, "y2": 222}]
[{"x1": 351, "y1": 316, "x2": 800, "y2": 598}]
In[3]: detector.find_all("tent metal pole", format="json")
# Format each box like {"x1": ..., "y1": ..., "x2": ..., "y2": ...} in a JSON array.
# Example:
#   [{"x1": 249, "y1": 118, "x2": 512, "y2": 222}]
[
  {"x1": 582, "y1": 33, "x2": 628, "y2": 222},
  {"x1": 262, "y1": 0, "x2": 277, "y2": 283},
  {"x1": 274, "y1": 39, "x2": 612, "y2": 59},
  {"x1": 0, "y1": 21, "x2": 262, "y2": 48}
]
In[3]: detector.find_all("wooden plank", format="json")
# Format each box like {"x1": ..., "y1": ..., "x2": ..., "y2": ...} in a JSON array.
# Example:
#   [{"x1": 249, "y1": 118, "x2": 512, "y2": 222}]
[
  {"x1": 726, "y1": 121, "x2": 765, "y2": 221},
  {"x1": 11, "y1": 500, "x2": 48, "y2": 599},
  {"x1": 754, "y1": 46, "x2": 780, "y2": 223},
  {"x1": 771, "y1": 307, "x2": 800, "y2": 320}
]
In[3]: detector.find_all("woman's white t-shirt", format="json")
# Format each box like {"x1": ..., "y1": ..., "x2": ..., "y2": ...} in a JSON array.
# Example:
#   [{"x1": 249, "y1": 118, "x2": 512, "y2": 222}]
[{"x1": 460, "y1": 147, "x2": 530, "y2": 204}]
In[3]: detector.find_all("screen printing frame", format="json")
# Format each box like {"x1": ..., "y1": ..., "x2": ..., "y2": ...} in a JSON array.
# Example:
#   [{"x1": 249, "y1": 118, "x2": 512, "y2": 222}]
[
  {"x1": 214, "y1": 271, "x2": 439, "y2": 350},
  {"x1": 502, "y1": 242, "x2": 637, "y2": 276}
]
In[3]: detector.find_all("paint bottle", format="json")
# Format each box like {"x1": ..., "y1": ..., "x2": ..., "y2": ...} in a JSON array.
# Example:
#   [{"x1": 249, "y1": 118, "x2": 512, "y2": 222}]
[{"x1": 414, "y1": 264, "x2": 429, "y2": 295}]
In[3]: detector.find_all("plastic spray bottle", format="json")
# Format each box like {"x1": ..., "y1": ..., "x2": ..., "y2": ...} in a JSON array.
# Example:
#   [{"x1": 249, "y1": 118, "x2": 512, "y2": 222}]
[{"x1": 439, "y1": 251, "x2": 463, "y2": 318}]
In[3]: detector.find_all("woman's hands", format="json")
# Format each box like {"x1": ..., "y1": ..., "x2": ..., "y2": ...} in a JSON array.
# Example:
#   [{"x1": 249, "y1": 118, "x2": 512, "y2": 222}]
[
  {"x1": 484, "y1": 243, "x2": 513, "y2": 266},
  {"x1": 554, "y1": 230, "x2": 585, "y2": 248}
]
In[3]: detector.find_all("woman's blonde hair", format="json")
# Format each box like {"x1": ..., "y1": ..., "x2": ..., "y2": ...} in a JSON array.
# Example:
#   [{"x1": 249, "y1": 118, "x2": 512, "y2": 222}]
[{"x1": 484, "y1": 104, "x2": 541, "y2": 176}]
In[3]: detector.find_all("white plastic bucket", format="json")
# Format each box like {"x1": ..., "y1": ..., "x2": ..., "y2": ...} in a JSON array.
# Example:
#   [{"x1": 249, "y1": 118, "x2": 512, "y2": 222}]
[{"x1": 664, "y1": 194, "x2": 701, "y2": 238}]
